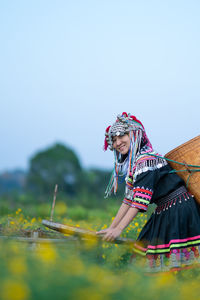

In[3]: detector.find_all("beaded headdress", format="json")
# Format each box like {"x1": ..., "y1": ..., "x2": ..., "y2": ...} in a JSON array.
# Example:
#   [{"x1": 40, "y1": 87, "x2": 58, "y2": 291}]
[
  {"x1": 104, "y1": 112, "x2": 153, "y2": 197},
  {"x1": 104, "y1": 112, "x2": 144, "y2": 151}
]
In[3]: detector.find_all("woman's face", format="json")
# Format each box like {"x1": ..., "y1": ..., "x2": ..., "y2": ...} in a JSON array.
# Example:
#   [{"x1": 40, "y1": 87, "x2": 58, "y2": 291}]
[{"x1": 112, "y1": 133, "x2": 131, "y2": 155}]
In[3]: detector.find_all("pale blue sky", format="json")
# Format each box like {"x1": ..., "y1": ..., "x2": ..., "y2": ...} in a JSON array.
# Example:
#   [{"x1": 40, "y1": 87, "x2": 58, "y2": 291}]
[{"x1": 1, "y1": 0, "x2": 199, "y2": 172}]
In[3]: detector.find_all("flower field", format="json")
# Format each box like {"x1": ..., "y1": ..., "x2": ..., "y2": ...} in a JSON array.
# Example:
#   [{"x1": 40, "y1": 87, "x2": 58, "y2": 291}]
[{"x1": 0, "y1": 203, "x2": 200, "y2": 300}]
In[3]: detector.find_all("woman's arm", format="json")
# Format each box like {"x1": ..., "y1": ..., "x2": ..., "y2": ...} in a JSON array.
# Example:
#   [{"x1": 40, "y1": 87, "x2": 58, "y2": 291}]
[
  {"x1": 101, "y1": 206, "x2": 139, "y2": 241},
  {"x1": 96, "y1": 203, "x2": 130, "y2": 235},
  {"x1": 110, "y1": 203, "x2": 131, "y2": 228},
  {"x1": 117, "y1": 206, "x2": 138, "y2": 231}
]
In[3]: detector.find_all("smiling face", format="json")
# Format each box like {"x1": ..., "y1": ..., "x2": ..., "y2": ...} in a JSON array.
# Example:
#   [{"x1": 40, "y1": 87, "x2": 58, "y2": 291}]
[{"x1": 112, "y1": 133, "x2": 131, "y2": 155}]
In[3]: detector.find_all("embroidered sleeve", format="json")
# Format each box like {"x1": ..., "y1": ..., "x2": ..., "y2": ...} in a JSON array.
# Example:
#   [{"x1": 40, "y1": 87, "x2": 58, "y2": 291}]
[{"x1": 123, "y1": 163, "x2": 160, "y2": 212}]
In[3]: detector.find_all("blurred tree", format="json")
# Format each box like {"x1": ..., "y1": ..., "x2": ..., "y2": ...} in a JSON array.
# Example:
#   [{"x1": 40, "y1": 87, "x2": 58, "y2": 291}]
[
  {"x1": 82, "y1": 168, "x2": 111, "y2": 197},
  {"x1": 80, "y1": 168, "x2": 125, "y2": 206},
  {"x1": 26, "y1": 143, "x2": 82, "y2": 197},
  {"x1": 25, "y1": 142, "x2": 124, "y2": 206}
]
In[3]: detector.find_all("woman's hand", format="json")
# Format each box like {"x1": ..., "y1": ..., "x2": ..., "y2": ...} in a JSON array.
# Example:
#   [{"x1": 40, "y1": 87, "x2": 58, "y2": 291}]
[
  {"x1": 97, "y1": 227, "x2": 122, "y2": 242},
  {"x1": 96, "y1": 228, "x2": 111, "y2": 235}
]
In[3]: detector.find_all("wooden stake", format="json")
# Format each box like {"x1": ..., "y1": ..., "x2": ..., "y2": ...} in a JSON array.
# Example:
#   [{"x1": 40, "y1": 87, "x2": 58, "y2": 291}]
[{"x1": 50, "y1": 184, "x2": 58, "y2": 221}]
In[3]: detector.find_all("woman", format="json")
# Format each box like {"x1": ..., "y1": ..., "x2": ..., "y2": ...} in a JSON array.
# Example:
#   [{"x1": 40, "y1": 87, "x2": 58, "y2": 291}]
[{"x1": 97, "y1": 112, "x2": 200, "y2": 272}]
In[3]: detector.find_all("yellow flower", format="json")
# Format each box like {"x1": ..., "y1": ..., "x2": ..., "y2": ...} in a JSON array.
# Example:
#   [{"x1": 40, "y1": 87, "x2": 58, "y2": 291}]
[
  {"x1": 102, "y1": 243, "x2": 109, "y2": 249},
  {"x1": 1, "y1": 279, "x2": 30, "y2": 300},
  {"x1": 36, "y1": 242, "x2": 57, "y2": 263},
  {"x1": 101, "y1": 224, "x2": 108, "y2": 230},
  {"x1": 135, "y1": 222, "x2": 139, "y2": 227},
  {"x1": 8, "y1": 257, "x2": 27, "y2": 275},
  {"x1": 16, "y1": 208, "x2": 22, "y2": 215},
  {"x1": 156, "y1": 273, "x2": 174, "y2": 287},
  {"x1": 19, "y1": 217, "x2": 24, "y2": 223},
  {"x1": 83, "y1": 235, "x2": 97, "y2": 249}
]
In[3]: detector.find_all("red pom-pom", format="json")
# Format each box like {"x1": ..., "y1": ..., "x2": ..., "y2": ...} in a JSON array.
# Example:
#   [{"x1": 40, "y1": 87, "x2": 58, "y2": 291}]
[
  {"x1": 130, "y1": 115, "x2": 144, "y2": 129},
  {"x1": 104, "y1": 125, "x2": 111, "y2": 151},
  {"x1": 104, "y1": 139, "x2": 108, "y2": 151},
  {"x1": 105, "y1": 125, "x2": 111, "y2": 133}
]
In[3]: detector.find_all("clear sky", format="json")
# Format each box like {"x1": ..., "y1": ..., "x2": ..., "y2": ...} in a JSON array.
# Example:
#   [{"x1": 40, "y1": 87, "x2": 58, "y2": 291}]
[{"x1": 1, "y1": 0, "x2": 199, "y2": 172}]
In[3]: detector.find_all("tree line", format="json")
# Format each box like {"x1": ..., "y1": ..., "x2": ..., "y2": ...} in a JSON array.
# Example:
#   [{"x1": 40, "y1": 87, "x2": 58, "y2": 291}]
[{"x1": 0, "y1": 143, "x2": 124, "y2": 208}]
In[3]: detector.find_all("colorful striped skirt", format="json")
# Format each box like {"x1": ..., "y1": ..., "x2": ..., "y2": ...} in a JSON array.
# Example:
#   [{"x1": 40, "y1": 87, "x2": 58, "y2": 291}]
[{"x1": 135, "y1": 186, "x2": 200, "y2": 272}]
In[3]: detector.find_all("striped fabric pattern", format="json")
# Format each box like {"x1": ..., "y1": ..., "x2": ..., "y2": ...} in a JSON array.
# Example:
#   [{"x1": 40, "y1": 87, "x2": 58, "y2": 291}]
[
  {"x1": 146, "y1": 235, "x2": 200, "y2": 254},
  {"x1": 136, "y1": 152, "x2": 158, "y2": 164},
  {"x1": 123, "y1": 186, "x2": 153, "y2": 211},
  {"x1": 134, "y1": 153, "x2": 167, "y2": 178},
  {"x1": 126, "y1": 176, "x2": 133, "y2": 188}
]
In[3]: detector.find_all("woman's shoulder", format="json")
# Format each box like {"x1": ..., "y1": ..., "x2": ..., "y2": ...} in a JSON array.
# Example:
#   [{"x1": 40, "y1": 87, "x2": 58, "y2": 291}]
[{"x1": 135, "y1": 152, "x2": 168, "y2": 176}]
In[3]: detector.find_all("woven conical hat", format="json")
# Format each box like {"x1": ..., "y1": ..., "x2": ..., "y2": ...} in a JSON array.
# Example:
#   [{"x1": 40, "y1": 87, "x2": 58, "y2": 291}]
[{"x1": 165, "y1": 135, "x2": 200, "y2": 204}]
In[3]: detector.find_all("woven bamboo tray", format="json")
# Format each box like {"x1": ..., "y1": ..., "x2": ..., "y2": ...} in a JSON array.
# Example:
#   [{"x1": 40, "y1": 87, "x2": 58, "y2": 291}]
[
  {"x1": 165, "y1": 135, "x2": 200, "y2": 204},
  {"x1": 42, "y1": 219, "x2": 134, "y2": 245},
  {"x1": 42, "y1": 220, "x2": 145, "y2": 256}
]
